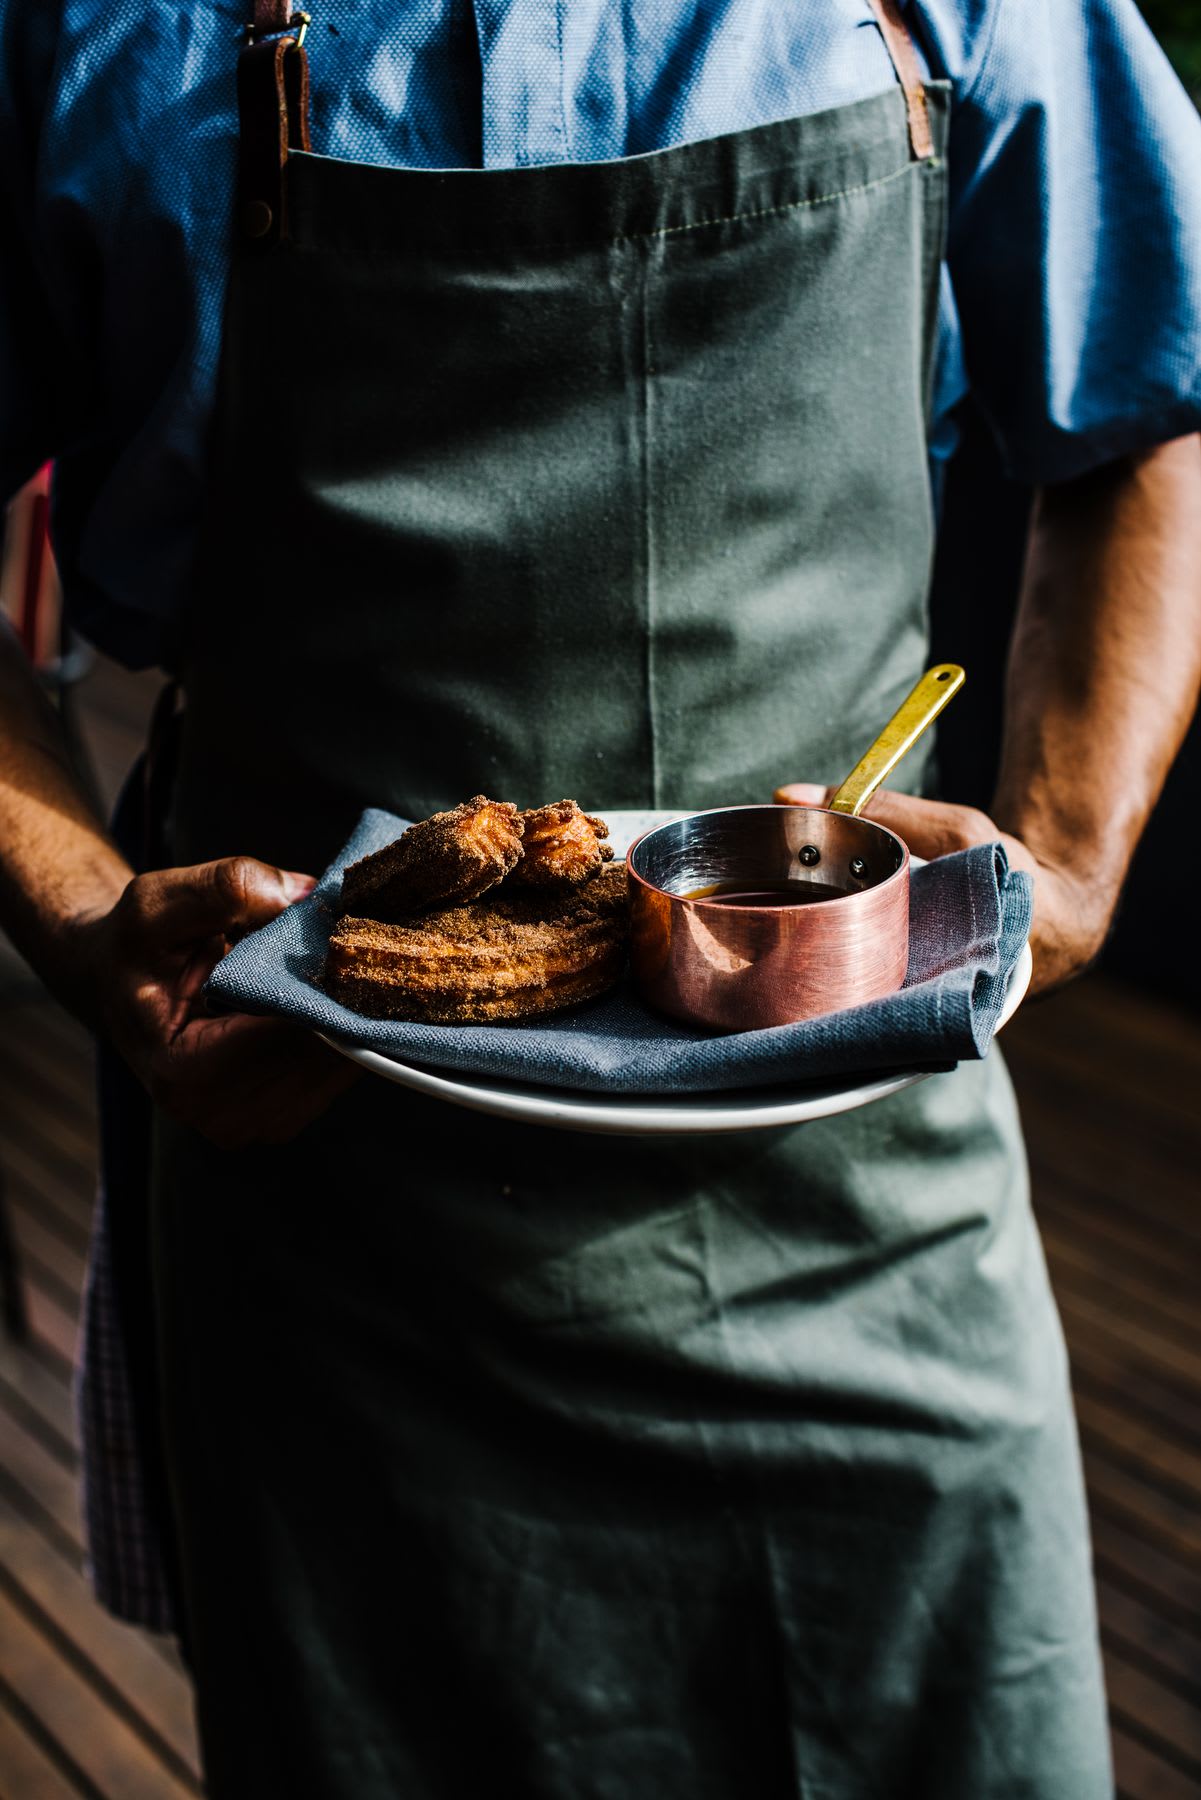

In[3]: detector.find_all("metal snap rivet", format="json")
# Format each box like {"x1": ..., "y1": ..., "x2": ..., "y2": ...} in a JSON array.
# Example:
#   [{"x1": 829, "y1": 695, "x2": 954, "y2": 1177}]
[
  {"x1": 242, "y1": 199, "x2": 274, "y2": 239},
  {"x1": 798, "y1": 845, "x2": 820, "y2": 867},
  {"x1": 849, "y1": 857, "x2": 868, "y2": 880}
]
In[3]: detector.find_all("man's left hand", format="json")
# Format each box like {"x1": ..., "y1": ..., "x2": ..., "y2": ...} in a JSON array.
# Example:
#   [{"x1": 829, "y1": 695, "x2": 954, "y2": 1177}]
[{"x1": 773, "y1": 783, "x2": 1112, "y2": 997}]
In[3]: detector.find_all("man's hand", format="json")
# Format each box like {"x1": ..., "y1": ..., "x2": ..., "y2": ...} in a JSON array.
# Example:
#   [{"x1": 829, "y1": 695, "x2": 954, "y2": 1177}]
[
  {"x1": 774, "y1": 783, "x2": 1104, "y2": 996},
  {"x1": 1, "y1": 624, "x2": 358, "y2": 1147},
  {"x1": 779, "y1": 435, "x2": 1201, "y2": 1002},
  {"x1": 80, "y1": 855, "x2": 360, "y2": 1149}
]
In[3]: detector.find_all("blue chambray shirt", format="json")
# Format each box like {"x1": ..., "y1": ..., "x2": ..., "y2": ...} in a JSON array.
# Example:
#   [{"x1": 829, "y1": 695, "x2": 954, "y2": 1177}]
[{"x1": 1, "y1": 0, "x2": 1200, "y2": 669}]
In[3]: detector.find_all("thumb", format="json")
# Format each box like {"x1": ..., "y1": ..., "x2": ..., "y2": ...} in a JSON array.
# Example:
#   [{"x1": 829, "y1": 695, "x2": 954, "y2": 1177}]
[
  {"x1": 774, "y1": 784, "x2": 1022, "y2": 867},
  {"x1": 773, "y1": 782, "x2": 833, "y2": 807},
  {"x1": 127, "y1": 857, "x2": 317, "y2": 948},
  {"x1": 830, "y1": 789, "x2": 1016, "y2": 864}
]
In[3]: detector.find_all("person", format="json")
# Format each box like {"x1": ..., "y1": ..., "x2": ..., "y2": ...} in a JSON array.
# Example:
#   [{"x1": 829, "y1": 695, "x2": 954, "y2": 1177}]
[{"x1": 2, "y1": 0, "x2": 1200, "y2": 1792}]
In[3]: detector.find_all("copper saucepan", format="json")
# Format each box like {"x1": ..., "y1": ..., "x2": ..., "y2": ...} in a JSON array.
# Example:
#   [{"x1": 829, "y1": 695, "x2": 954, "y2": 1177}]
[{"x1": 627, "y1": 664, "x2": 965, "y2": 1031}]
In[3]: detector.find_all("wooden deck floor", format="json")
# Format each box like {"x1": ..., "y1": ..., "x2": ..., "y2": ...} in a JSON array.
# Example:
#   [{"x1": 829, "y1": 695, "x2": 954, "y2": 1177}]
[{"x1": 1, "y1": 656, "x2": 1200, "y2": 1798}]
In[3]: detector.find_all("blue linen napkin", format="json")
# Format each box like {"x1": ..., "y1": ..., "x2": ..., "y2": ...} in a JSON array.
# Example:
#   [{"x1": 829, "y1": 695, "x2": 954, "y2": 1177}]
[{"x1": 205, "y1": 807, "x2": 1033, "y2": 1095}]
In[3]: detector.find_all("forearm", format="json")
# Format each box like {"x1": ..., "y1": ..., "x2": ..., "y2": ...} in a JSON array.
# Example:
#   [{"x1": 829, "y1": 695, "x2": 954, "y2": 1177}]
[
  {"x1": 0, "y1": 619, "x2": 131, "y2": 1016},
  {"x1": 992, "y1": 434, "x2": 1201, "y2": 965}
]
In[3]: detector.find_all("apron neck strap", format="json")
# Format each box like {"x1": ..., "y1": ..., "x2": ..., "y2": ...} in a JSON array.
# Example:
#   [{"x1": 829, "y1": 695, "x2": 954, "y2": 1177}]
[
  {"x1": 247, "y1": 1, "x2": 301, "y2": 37},
  {"x1": 865, "y1": 0, "x2": 935, "y2": 160},
  {"x1": 236, "y1": 4, "x2": 312, "y2": 247},
  {"x1": 233, "y1": 0, "x2": 933, "y2": 247}
]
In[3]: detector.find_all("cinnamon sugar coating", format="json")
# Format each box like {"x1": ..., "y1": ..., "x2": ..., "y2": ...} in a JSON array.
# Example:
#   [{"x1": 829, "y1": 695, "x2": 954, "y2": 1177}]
[
  {"x1": 339, "y1": 795, "x2": 523, "y2": 920},
  {"x1": 325, "y1": 862, "x2": 629, "y2": 1023},
  {"x1": 507, "y1": 799, "x2": 615, "y2": 888}
]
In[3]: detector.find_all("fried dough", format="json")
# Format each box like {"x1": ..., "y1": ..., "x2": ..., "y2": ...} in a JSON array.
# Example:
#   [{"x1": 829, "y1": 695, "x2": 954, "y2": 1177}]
[
  {"x1": 506, "y1": 799, "x2": 614, "y2": 888},
  {"x1": 339, "y1": 795, "x2": 523, "y2": 920},
  {"x1": 325, "y1": 862, "x2": 628, "y2": 1023}
]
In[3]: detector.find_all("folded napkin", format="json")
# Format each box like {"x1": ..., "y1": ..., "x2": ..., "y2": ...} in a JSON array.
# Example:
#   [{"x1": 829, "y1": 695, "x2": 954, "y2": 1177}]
[{"x1": 205, "y1": 807, "x2": 1033, "y2": 1096}]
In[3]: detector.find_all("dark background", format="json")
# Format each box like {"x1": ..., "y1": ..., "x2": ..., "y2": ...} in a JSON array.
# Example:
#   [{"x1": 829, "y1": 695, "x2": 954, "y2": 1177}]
[{"x1": 1141, "y1": 0, "x2": 1201, "y2": 95}]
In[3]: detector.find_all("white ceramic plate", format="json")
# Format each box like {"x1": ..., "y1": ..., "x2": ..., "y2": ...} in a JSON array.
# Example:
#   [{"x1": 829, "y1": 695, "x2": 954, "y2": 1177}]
[{"x1": 319, "y1": 813, "x2": 1033, "y2": 1137}]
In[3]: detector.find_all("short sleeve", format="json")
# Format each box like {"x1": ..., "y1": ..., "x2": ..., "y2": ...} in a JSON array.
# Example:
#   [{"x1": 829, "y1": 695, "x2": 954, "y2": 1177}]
[
  {"x1": 0, "y1": 1, "x2": 77, "y2": 504},
  {"x1": 940, "y1": 0, "x2": 1201, "y2": 482}
]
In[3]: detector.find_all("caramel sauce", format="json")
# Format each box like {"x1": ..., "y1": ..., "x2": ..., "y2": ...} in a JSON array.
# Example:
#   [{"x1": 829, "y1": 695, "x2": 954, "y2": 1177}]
[{"x1": 683, "y1": 878, "x2": 854, "y2": 907}]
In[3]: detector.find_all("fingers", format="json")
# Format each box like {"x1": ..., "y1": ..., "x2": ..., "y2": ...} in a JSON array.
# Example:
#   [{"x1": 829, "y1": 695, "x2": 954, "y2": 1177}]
[
  {"x1": 774, "y1": 782, "x2": 1041, "y2": 875},
  {"x1": 97, "y1": 859, "x2": 327, "y2": 1137},
  {"x1": 122, "y1": 857, "x2": 316, "y2": 949},
  {"x1": 152, "y1": 1012, "x2": 360, "y2": 1148},
  {"x1": 853, "y1": 792, "x2": 1041, "y2": 878},
  {"x1": 833, "y1": 790, "x2": 1001, "y2": 862},
  {"x1": 774, "y1": 782, "x2": 832, "y2": 807}
]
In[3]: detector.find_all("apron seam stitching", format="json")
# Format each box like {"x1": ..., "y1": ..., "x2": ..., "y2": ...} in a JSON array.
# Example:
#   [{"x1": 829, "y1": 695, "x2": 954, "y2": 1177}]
[
  {"x1": 611, "y1": 156, "x2": 935, "y2": 246},
  {"x1": 285, "y1": 156, "x2": 939, "y2": 261}
]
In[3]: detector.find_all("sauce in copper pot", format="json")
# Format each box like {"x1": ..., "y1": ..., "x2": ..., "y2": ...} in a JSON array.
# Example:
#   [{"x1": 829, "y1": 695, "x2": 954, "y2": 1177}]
[{"x1": 683, "y1": 878, "x2": 855, "y2": 906}]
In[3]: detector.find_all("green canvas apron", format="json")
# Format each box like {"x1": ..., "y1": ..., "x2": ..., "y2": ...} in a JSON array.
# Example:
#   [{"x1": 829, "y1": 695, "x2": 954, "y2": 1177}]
[{"x1": 151, "y1": 13, "x2": 1111, "y2": 1796}]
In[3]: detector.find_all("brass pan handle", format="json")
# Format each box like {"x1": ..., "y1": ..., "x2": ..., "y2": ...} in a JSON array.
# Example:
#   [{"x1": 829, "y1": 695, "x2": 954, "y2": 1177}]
[{"x1": 827, "y1": 663, "x2": 966, "y2": 817}]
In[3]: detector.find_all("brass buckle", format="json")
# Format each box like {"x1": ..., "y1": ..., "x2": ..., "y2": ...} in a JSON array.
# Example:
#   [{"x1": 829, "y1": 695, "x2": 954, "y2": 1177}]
[{"x1": 240, "y1": 11, "x2": 311, "y2": 48}]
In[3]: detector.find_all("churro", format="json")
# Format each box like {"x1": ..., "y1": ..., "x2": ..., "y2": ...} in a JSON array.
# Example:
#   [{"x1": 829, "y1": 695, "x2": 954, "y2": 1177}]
[
  {"x1": 339, "y1": 796, "x2": 523, "y2": 920},
  {"x1": 326, "y1": 862, "x2": 628, "y2": 1023}
]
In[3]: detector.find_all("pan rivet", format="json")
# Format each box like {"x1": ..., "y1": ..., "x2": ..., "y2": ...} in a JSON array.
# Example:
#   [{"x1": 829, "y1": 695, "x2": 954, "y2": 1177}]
[
  {"x1": 850, "y1": 857, "x2": 868, "y2": 880},
  {"x1": 799, "y1": 845, "x2": 820, "y2": 866}
]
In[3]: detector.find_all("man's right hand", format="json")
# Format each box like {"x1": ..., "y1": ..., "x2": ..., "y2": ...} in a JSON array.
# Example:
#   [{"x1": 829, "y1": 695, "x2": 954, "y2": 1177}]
[{"x1": 81, "y1": 856, "x2": 360, "y2": 1149}]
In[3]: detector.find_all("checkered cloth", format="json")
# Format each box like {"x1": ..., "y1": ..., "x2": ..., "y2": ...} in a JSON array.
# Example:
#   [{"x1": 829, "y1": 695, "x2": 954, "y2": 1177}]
[{"x1": 76, "y1": 1180, "x2": 177, "y2": 1632}]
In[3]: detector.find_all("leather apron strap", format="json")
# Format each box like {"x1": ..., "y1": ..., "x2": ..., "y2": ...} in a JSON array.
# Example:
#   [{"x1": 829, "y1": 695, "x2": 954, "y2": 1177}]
[
  {"x1": 866, "y1": 0, "x2": 935, "y2": 160},
  {"x1": 236, "y1": 0, "x2": 312, "y2": 245},
  {"x1": 233, "y1": 0, "x2": 933, "y2": 250},
  {"x1": 248, "y1": 0, "x2": 300, "y2": 31}
]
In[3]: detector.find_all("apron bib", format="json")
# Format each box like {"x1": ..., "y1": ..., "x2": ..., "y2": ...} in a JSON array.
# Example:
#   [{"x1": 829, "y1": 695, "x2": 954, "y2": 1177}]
[{"x1": 149, "y1": 10, "x2": 1110, "y2": 1794}]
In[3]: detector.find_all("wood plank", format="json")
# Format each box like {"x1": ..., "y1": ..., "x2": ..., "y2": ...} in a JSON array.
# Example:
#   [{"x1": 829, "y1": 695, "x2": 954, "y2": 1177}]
[
  {"x1": 1112, "y1": 1725, "x2": 1201, "y2": 1800},
  {"x1": 0, "y1": 1401, "x2": 83, "y2": 1553},
  {"x1": 1092, "y1": 1511, "x2": 1201, "y2": 1628},
  {"x1": 1007, "y1": 978, "x2": 1201, "y2": 1124},
  {"x1": 1006, "y1": 996, "x2": 1200, "y2": 1123},
  {"x1": 1083, "y1": 1446, "x2": 1201, "y2": 1566},
  {"x1": 1074, "y1": 1390, "x2": 1201, "y2": 1509},
  {"x1": 1057, "y1": 1286, "x2": 1201, "y2": 1396},
  {"x1": 0, "y1": 1337, "x2": 76, "y2": 1452},
  {"x1": 0, "y1": 1494, "x2": 200, "y2": 1786},
  {"x1": 1037, "y1": 1182, "x2": 1201, "y2": 1297},
  {"x1": 1016, "y1": 1072, "x2": 1201, "y2": 1199},
  {"x1": 1016, "y1": 1078, "x2": 1201, "y2": 1234},
  {"x1": 1013, "y1": 1035, "x2": 1198, "y2": 1174},
  {"x1": 0, "y1": 1133, "x2": 96, "y2": 1243},
  {"x1": 9, "y1": 1240, "x2": 84, "y2": 1333},
  {"x1": 1042, "y1": 1220, "x2": 1201, "y2": 1350},
  {"x1": 0, "y1": 1001, "x2": 92, "y2": 1093},
  {"x1": 8, "y1": 996, "x2": 96, "y2": 1079},
  {"x1": 22, "y1": 1282, "x2": 79, "y2": 1374},
  {"x1": 1027, "y1": 975, "x2": 1201, "y2": 1094},
  {"x1": 0, "y1": 1130, "x2": 94, "y2": 1245},
  {"x1": 0, "y1": 1697, "x2": 81, "y2": 1800},
  {"x1": 0, "y1": 1139, "x2": 93, "y2": 1249},
  {"x1": 1070, "y1": 1348, "x2": 1201, "y2": 1461},
  {"x1": 1097, "y1": 1578, "x2": 1201, "y2": 1699},
  {"x1": 0, "y1": 1043, "x2": 99, "y2": 1173},
  {"x1": 8, "y1": 1194, "x2": 89, "y2": 1301},
  {"x1": 1105, "y1": 1649, "x2": 1201, "y2": 1778},
  {"x1": 0, "y1": 1590, "x2": 194, "y2": 1800},
  {"x1": 0, "y1": 1002, "x2": 96, "y2": 1102},
  {"x1": 0, "y1": 1357, "x2": 77, "y2": 1471}
]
